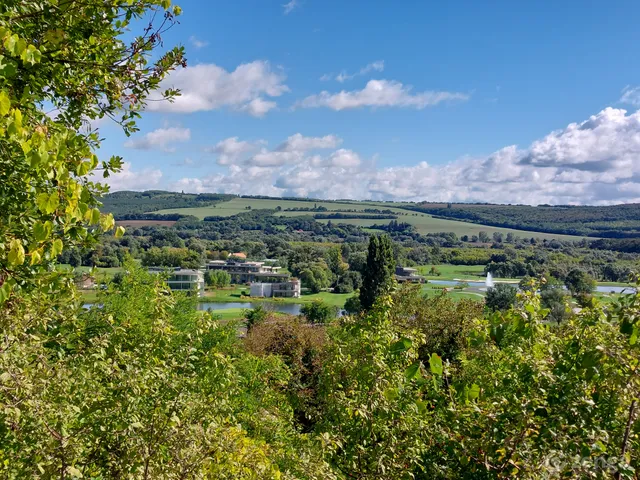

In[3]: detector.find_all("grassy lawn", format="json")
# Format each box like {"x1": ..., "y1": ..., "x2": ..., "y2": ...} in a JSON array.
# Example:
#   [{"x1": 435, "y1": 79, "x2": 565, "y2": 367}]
[{"x1": 201, "y1": 285, "x2": 350, "y2": 307}]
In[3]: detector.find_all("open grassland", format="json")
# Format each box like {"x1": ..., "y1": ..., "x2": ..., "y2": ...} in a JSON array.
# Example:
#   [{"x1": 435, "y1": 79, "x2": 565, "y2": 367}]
[
  {"x1": 154, "y1": 197, "x2": 390, "y2": 218},
  {"x1": 315, "y1": 216, "x2": 584, "y2": 241},
  {"x1": 155, "y1": 197, "x2": 587, "y2": 241}
]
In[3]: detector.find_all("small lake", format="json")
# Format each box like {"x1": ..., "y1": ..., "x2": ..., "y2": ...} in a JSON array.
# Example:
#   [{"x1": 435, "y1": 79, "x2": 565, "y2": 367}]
[
  {"x1": 197, "y1": 302, "x2": 303, "y2": 315},
  {"x1": 428, "y1": 280, "x2": 636, "y2": 294}
]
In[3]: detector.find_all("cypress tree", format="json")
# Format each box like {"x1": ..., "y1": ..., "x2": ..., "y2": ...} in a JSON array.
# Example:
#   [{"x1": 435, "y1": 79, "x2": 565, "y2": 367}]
[{"x1": 359, "y1": 235, "x2": 396, "y2": 310}]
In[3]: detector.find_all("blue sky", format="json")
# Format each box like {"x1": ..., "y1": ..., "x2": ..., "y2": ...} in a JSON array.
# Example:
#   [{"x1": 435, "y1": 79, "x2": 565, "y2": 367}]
[{"x1": 101, "y1": 0, "x2": 640, "y2": 205}]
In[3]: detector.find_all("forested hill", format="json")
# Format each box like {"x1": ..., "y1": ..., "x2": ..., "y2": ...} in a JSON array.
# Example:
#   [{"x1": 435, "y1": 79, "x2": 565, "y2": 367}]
[
  {"x1": 406, "y1": 202, "x2": 640, "y2": 238},
  {"x1": 100, "y1": 191, "x2": 235, "y2": 217}
]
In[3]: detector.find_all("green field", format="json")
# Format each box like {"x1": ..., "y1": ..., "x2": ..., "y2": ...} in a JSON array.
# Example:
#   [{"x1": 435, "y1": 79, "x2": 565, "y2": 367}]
[
  {"x1": 201, "y1": 285, "x2": 350, "y2": 307},
  {"x1": 316, "y1": 216, "x2": 585, "y2": 241},
  {"x1": 155, "y1": 197, "x2": 587, "y2": 241},
  {"x1": 154, "y1": 197, "x2": 388, "y2": 218}
]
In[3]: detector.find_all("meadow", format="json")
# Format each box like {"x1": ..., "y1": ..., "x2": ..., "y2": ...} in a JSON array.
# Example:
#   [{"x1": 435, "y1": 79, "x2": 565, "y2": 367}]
[{"x1": 155, "y1": 197, "x2": 587, "y2": 241}]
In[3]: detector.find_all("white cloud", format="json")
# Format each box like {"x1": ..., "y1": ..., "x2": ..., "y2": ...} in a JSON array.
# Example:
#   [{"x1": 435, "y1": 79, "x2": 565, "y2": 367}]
[
  {"x1": 283, "y1": 0, "x2": 299, "y2": 14},
  {"x1": 327, "y1": 149, "x2": 361, "y2": 167},
  {"x1": 146, "y1": 61, "x2": 289, "y2": 117},
  {"x1": 189, "y1": 35, "x2": 209, "y2": 49},
  {"x1": 276, "y1": 133, "x2": 342, "y2": 151},
  {"x1": 171, "y1": 108, "x2": 640, "y2": 205},
  {"x1": 324, "y1": 60, "x2": 384, "y2": 83},
  {"x1": 124, "y1": 127, "x2": 190, "y2": 152},
  {"x1": 238, "y1": 97, "x2": 277, "y2": 117},
  {"x1": 297, "y1": 80, "x2": 470, "y2": 111},
  {"x1": 206, "y1": 137, "x2": 259, "y2": 165},
  {"x1": 620, "y1": 85, "x2": 640, "y2": 107},
  {"x1": 103, "y1": 162, "x2": 163, "y2": 191}
]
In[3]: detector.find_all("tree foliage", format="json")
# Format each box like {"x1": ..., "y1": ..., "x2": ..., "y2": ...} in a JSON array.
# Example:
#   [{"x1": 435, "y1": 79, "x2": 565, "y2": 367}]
[{"x1": 359, "y1": 235, "x2": 396, "y2": 311}]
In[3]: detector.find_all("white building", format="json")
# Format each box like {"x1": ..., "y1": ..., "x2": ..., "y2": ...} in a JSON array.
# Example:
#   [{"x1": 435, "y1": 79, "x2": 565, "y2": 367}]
[
  {"x1": 166, "y1": 269, "x2": 205, "y2": 297},
  {"x1": 250, "y1": 279, "x2": 301, "y2": 298}
]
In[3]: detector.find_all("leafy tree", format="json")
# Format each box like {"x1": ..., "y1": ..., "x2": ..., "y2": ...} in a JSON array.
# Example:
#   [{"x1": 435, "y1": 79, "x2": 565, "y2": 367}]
[
  {"x1": 359, "y1": 235, "x2": 396, "y2": 311},
  {"x1": 205, "y1": 269, "x2": 231, "y2": 288},
  {"x1": 300, "y1": 300, "x2": 336, "y2": 324},
  {"x1": 244, "y1": 304, "x2": 268, "y2": 331},
  {"x1": 565, "y1": 268, "x2": 596, "y2": 295},
  {"x1": 485, "y1": 283, "x2": 518, "y2": 311},
  {"x1": 343, "y1": 295, "x2": 362, "y2": 314},
  {"x1": 300, "y1": 264, "x2": 331, "y2": 293},
  {"x1": 478, "y1": 231, "x2": 490, "y2": 243}
]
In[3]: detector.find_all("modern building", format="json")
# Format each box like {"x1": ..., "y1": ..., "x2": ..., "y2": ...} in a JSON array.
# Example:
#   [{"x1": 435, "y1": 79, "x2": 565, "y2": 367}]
[
  {"x1": 250, "y1": 279, "x2": 301, "y2": 298},
  {"x1": 395, "y1": 266, "x2": 425, "y2": 283},
  {"x1": 206, "y1": 259, "x2": 285, "y2": 284},
  {"x1": 152, "y1": 268, "x2": 205, "y2": 296}
]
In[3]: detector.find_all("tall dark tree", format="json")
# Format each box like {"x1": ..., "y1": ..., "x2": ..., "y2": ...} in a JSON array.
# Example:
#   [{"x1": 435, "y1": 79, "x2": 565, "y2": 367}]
[{"x1": 359, "y1": 235, "x2": 396, "y2": 310}]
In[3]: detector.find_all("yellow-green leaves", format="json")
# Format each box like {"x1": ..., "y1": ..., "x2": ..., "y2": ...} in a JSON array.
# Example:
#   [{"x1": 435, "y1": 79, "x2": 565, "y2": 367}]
[
  {"x1": 51, "y1": 239, "x2": 63, "y2": 257},
  {"x1": 33, "y1": 221, "x2": 53, "y2": 242},
  {"x1": 37, "y1": 192, "x2": 60, "y2": 214},
  {"x1": 100, "y1": 213, "x2": 115, "y2": 232},
  {"x1": 8, "y1": 239, "x2": 25, "y2": 266},
  {"x1": 115, "y1": 226, "x2": 125, "y2": 239},
  {"x1": 0, "y1": 90, "x2": 10, "y2": 116}
]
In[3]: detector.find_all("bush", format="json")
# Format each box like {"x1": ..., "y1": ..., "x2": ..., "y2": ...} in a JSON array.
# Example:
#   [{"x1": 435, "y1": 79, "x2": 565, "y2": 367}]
[
  {"x1": 244, "y1": 316, "x2": 327, "y2": 430},
  {"x1": 485, "y1": 283, "x2": 518, "y2": 311},
  {"x1": 300, "y1": 300, "x2": 337, "y2": 324}
]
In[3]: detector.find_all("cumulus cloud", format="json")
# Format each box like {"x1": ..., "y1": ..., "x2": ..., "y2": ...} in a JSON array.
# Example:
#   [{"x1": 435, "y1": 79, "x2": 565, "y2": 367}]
[
  {"x1": 189, "y1": 36, "x2": 209, "y2": 49},
  {"x1": 282, "y1": 0, "x2": 299, "y2": 14},
  {"x1": 170, "y1": 108, "x2": 640, "y2": 205},
  {"x1": 276, "y1": 133, "x2": 342, "y2": 151},
  {"x1": 206, "y1": 137, "x2": 259, "y2": 165},
  {"x1": 103, "y1": 162, "x2": 163, "y2": 191},
  {"x1": 146, "y1": 61, "x2": 289, "y2": 116},
  {"x1": 620, "y1": 85, "x2": 640, "y2": 107},
  {"x1": 322, "y1": 60, "x2": 385, "y2": 83},
  {"x1": 297, "y1": 80, "x2": 470, "y2": 111},
  {"x1": 124, "y1": 127, "x2": 191, "y2": 152}
]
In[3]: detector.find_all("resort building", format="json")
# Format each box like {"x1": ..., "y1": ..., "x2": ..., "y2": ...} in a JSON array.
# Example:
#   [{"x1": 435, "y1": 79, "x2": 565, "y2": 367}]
[
  {"x1": 395, "y1": 266, "x2": 425, "y2": 284},
  {"x1": 206, "y1": 259, "x2": 286, "y2": 284},
  {"x1": 149, "y1": 267, "x2": 205, "y2": 296},
  {"x1": 250, "y1": 279, "x2": 301, "y2": 298}
]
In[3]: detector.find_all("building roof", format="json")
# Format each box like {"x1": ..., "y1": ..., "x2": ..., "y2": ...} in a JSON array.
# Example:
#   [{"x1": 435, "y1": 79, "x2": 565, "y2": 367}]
[{"x1": 170, "y1": 269, "x2": 203, "y2": 276}]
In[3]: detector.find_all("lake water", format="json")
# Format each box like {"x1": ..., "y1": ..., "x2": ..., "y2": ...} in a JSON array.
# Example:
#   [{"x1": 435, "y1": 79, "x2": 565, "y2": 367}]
[
  {"x1": 197, "y1": 302, "x2": 303, "y2": 315},
  {"x1": 428, "y1": 280, "x2": 636, "y2": 294}
]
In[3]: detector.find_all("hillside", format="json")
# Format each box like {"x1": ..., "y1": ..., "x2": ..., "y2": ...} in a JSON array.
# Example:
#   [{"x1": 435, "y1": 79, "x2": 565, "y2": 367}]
[{"x1": 407, "y1": 202, "x2": 640, "y2": 238}]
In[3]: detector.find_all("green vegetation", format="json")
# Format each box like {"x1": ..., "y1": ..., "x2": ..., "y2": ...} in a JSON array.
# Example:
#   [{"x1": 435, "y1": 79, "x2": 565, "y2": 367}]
[
  {"x1": 4, "y1": 1, "x2": 640, "y2": 478},
  {"x1": 408, "y1": 202, "x2": 640, "y2": 238}
]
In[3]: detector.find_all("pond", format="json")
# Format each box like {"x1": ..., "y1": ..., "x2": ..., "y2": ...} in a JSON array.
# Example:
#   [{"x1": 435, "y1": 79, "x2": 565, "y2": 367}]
[
  {"x1": 428, "y1": 280, "x2": 636, "y2": 294},
  {"x1": 197, "y1": 302, "x2": 303, "y2": 315}
]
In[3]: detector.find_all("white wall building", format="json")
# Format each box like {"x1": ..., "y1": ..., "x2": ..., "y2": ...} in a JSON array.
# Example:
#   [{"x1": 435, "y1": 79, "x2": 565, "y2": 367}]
[{"x1": 250, "y1": 279, "x2": 301, "y2": 298}]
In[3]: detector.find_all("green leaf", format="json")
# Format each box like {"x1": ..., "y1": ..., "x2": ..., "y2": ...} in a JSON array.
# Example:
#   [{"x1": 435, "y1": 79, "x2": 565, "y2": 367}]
[
  {"x1": 33, "y1": 221, "x2": 52, "y2": 242},
  {"x1": 429, "y1": 353, "x2": 443, "y2": 376},
  {"x1": 36, "y1": 192, "x2": 59, "y2": 214},
  {"x1": 383, "y1": 387, "x2": 399, "y2": 401},
  {"x1": 115, "y1": 226, "x2": 125, "y2": 239},
  {"x1": 468, "y1": 383, "x2": 480, "y2": 401},
  {"x1": 631, "y1": 326, "x2": 638, "y2": 346},
  {"x1": 51, "y1": 239, "x2": 63, "y2": 257},
  {"x1": 0, "y1": 90, "x2": 10, "y2": 116},
  {"x1": 404, "y1": 361, "x2": 421, "y2": 381},
  {"x1": 0, "y1": 55, "x2": 18, "y2": 79},
  {"x1": 0, "y1": 281, "x2": 12, "y2": 304},
  {"x1": 8, "y1": 239, "x2": 25, "y2": 266},
  {"x1": 390, "y1": 337, "x2": 412, "y2": 354},
  {"x1": 90, "y1": 208, "x2": 101, "y2": 225}
]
